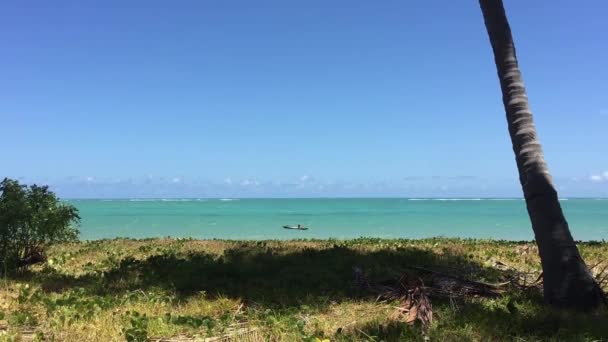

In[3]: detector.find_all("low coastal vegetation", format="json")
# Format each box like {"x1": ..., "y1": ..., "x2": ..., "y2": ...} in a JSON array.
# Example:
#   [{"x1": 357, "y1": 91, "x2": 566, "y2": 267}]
[{"x1": 1, "y1": 238, "x2": 607, "y2": 341}]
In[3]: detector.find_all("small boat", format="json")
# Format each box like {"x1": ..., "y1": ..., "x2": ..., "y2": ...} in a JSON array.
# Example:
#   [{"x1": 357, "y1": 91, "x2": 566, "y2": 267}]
[{"x1": 283, "y1": 225, "x2": 308, "y2": 230}]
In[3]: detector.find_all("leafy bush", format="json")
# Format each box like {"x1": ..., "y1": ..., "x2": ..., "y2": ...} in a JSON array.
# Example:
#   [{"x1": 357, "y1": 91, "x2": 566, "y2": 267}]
[{"x1": 0, "y1": 178, "x2": 79, "y2": 273}]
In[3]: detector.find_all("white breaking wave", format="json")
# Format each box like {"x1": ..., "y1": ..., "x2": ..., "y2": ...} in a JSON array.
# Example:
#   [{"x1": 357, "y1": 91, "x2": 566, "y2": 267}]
[
  {"x1": 407, "y1": 198, "x2": 493, "y2": 201},
  {"x1": 129, "y1": 198, "x2": 204, "y2": 202},
  {"x1": 407, "y1": 198, "x2": 530, "y2": 201},
  {"x1": 408, "y1": 198, "x2": 483, "y2": 201}
]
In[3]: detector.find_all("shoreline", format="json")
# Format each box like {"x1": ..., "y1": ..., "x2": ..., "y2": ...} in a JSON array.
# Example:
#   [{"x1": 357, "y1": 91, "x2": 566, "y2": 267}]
[{"x1": 74, "y1": 236, "x2": 607, "y2": 244}]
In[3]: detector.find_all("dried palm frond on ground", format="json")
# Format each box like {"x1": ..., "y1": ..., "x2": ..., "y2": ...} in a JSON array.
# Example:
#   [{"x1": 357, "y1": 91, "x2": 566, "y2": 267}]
[
  {"x1": 494, "y1": 260, "x2": 608, "y2": 303},
  {"x1": 354, "y1": 267, "x2": 434, "y2": 336},
  {"x1": 353, "y1": 267, "x2": 434, "y2": 333},
  {"x1": 354, "y1": 266, "x2": 506, "y2": 301},
  {"x1": 405, "y1": 266, "x2": 505, "y2": 298},
  {"x1": 389, "y1": 277, "x2": 432, "y2": 330},
  {"x1": 354, "y1": 265, "x2": 522, "y2": 334},
  {"x1": 354, "y1": 259, "x2": 608, "y2": 336}
]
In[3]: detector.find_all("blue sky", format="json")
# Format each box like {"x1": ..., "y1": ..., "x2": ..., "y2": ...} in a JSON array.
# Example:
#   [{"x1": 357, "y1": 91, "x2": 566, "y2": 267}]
[{"x1": 1, "y1": 1, "x2": 607, "y2": 198}]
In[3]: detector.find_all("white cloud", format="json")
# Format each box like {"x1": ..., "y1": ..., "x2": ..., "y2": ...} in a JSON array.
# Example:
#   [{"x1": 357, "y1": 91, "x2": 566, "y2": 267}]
[
  {"x1": 172, "y1": 177, "x2": 181, "y2": 183},
  {"x1": 86, "y1": 176, "x2": 95, "y2": 183},
  {"x1": 589, "y1": 171, "x2": 608, "y2": 183},
  {"x1": 590, "y1": 175, "x2": 603, "y2": 182},
  {"x1": 300, "y1": 175, "x2": 311, "y2": 182},
  {"x1": 240, "y1": 179, "x2": 260, "y2": 187},
  {"x1": 224, "y1": 177, "x2": 232, "y2": 185}
]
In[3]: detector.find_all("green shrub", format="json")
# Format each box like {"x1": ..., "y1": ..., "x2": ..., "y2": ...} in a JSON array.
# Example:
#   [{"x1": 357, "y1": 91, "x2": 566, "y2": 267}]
[
  {"x1": 123, "y1": 311, "x2": 149, "y2": 342},
  {"x1": 0, "y1": 178, "x2": 79, "y2": 274}
]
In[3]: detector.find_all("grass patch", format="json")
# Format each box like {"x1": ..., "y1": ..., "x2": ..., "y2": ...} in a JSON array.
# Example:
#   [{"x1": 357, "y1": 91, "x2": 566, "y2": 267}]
[{"x1": 1, "y1": 238, "x2": 607, "y2": 341}]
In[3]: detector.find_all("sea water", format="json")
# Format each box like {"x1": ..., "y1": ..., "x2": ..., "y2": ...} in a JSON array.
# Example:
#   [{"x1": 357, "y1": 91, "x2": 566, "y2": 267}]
[{"x1": 67, "y1": 198, "x2": 608, "y2": 241}]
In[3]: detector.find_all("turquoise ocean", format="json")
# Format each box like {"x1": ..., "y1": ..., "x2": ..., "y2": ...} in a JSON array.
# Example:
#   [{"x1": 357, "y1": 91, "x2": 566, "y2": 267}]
[{"x1": 69, "y1": 198, "x2": 608, "y2": 241}]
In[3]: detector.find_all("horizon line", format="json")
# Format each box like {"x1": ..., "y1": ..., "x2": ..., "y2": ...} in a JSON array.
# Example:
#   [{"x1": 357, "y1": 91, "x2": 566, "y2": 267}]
[{"x1": 62, "y1": 196, "x2": 608, "y2": 200}]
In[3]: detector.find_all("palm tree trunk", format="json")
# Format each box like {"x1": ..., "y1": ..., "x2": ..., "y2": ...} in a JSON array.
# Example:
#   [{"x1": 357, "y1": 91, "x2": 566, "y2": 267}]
[{"x1": 479, "y1": 0, "x2": 603, "y2": 310}]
